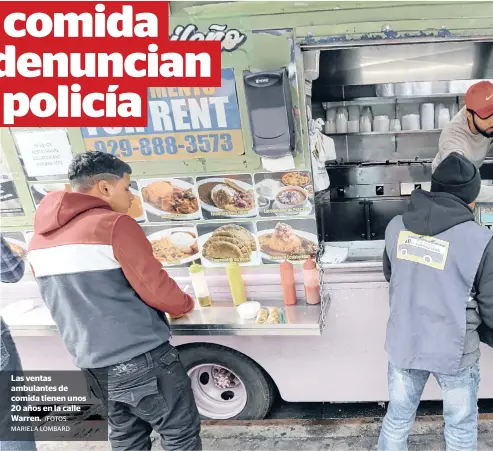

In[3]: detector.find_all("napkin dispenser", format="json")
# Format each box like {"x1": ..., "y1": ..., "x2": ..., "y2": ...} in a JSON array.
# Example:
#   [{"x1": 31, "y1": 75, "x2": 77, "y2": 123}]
[{"x1": 243, "y1": 69, "x2": 295, "y2": 158}]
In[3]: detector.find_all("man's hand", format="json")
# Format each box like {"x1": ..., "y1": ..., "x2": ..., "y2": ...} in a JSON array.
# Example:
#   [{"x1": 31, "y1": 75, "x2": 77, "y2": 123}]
[
  {"x1": 168, "y1": 314, "x2": 184, "y2": 320},
  {"x1": 168, "y1": 302, "x2": 195, "y2": 320},
  {"x1": 112, "y1": 216, "x2": 196, "y2": 316}
]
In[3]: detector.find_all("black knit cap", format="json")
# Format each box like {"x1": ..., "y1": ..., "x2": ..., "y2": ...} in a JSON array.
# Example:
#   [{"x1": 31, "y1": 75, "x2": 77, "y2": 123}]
[{"x1": 431, "y1": 152, "x2": 481, "y2": 204}]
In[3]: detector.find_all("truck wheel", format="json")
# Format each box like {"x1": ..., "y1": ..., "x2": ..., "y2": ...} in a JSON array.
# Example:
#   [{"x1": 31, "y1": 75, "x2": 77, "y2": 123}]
[{"x1": 178, "y1": 343, "x2": 275, "y2": 420}]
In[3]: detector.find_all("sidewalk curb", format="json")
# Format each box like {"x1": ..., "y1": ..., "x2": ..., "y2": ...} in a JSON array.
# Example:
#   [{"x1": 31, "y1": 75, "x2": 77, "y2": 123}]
[{"x1": 200, "y1": 415, "x2": 493, "y2": 439}]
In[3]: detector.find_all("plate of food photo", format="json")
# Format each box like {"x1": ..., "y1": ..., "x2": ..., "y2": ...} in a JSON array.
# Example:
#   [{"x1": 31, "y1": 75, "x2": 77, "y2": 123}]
[
  {"x1": 281, "y1": 172, "x2": 311, "y2": 188},
  {"x1": 31, "y1": 183, "x2": 72, "y2": 196},
  {"x1": 199, "y1": 224, "x2": 259, "y2": 267},
  {"x1": 197, "y1": 177, "x2": 257, "y2": 218},
  {"x1": 146, "y1": 227, "x2": 199, "y2": 266},
  {"x1": 255, "y1": 179, "x2": 283, "y2": 202},
  {"x1": 140, "y1": 179, "x2": 201, "y2": 221},
  {"x1": 127, "y1": 188, "x2": 146, "y2": 223},
  {"x1": 4, "y1": 237, "x2": 27, "y2": 260},
  {"x1": 258, "y1": 222, "x2": 317, "y2": 262},
  {"x1": 271, "y1": 185, "x2": 313, "y2": 217}
]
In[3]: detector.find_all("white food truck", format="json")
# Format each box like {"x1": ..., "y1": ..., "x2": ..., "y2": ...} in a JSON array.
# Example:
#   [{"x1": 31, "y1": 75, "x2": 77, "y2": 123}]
[{"x1": 2, "y1": 1, "x2": 493, "y2": 420}]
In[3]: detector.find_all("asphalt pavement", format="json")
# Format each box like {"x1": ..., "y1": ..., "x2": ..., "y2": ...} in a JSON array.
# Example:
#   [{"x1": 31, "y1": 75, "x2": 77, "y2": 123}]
[{"x1": 34, "y1": 414, "x2": 493, "y2": 450}]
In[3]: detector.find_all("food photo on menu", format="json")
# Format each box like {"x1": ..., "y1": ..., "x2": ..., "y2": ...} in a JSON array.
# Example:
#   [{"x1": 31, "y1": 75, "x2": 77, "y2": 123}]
[
  {"x1": 254, "y1": 171, "x2": 314, "y2": 218},
  {"x1": 138, "y1": 177, "x2": 201, "y2": 222},
  {"x1": 256, "y1": 218, "x2": 318, "y2": 264},
  {"x1": 126, "y1": 181, "x2": 147, "y2": 222},
  {"x1": 0, "y1": 176, "x2": 25, "y2": 217},
  {"x1": 197, "y1": 174, "x2": 257, "y2": 219},
  {"x1": 2, "y1": 231, "x2": 28, "y2": 261},
  {"x1": 197, "y1": 222, "x2": 260, "y2": 267},
  {"x1": 141, "y1": 224, "x2": 199, "y2": 268},
  {"x1": 29, "y1": 181, "x2": 147, "y2": 223},
  {"x1": 30, "y1": 183, "x2": 72, "y2": 207}
]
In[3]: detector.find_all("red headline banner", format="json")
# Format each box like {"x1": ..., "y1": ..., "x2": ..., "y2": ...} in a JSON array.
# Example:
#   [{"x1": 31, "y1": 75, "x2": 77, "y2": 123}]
[{"x1": 0, "y1": 1, "x2": 222, "y2": 126}]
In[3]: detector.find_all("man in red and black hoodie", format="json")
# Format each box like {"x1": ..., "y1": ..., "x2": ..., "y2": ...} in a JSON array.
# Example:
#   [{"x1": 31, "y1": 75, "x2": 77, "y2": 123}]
[{"x1": 28, "y1": 152, "x2": 201, "y2": 451}]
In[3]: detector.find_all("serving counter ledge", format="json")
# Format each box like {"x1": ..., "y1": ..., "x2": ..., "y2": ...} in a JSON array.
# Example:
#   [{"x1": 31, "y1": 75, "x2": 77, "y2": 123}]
[
  {"x1": 4, "y1": 302, "x2": 323, "y2": 338},
  {"x1": 170, "y1": 303, "x2": 322, "y2": 336},
  {"x1": 2, "y1": 262, "x2": 386, "y2": 339}
]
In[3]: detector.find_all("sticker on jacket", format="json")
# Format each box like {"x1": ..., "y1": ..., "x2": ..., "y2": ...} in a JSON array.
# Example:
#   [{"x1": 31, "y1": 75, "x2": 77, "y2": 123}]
[{"x1": 396, "y1": 231, "x2": 449, "y2": 270}]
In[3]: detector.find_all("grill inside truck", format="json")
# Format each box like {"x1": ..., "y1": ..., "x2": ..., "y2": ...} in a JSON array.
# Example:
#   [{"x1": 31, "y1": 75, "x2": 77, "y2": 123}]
[{"x1": 307, "y1": 40, "x2": 493, "y2": 262}]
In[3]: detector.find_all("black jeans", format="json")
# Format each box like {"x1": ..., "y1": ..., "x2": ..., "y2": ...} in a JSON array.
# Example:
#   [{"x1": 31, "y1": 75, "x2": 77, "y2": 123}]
[
  {"x1": 82, "y1": 342, "x2": 201, "y2": 451},
  {"x1": 0, "y1": 318, "x2": 37, "y2": 450}
]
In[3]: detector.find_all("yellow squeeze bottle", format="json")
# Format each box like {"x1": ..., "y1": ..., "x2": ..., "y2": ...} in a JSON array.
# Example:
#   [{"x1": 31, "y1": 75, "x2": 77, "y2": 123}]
[{"x1": 226, "y1": 261, "x2": 247, "y2": 306}]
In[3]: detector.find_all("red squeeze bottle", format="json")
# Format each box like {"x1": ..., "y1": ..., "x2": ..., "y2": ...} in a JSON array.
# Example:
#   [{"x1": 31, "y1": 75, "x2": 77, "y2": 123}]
[{"x1": 280, "y1": 259, "x2": 297, "y2": 305}]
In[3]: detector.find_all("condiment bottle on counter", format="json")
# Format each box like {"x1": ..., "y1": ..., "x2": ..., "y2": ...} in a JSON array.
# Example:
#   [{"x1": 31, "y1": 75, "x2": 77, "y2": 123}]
[
  {"x1": 226, "y1": 261, "x2": 247, "y2": 306},
  {"x1": 280, "y1": 259, "x2": 297, "y2": 305},
  {"x1": 303, "y1": 257, "x2": 321, "y2": 305},
  {"x1": 188, "y1": 263, "x2": 211, "y2": 307}
]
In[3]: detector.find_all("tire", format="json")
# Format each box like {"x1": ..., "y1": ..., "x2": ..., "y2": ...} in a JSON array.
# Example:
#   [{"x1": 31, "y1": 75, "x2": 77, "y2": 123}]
[{"x1": 178, "y1": 343, "x2": 275, "y2": 420}]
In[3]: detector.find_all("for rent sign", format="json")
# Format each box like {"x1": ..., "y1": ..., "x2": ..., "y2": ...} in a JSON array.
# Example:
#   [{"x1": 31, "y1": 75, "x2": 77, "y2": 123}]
[
  {"x1": 0, "y1": 2, "x2": 221, "y2": 126},
  {"x1": 81, "y1": 69, "x2": 244, "y2": 161}
]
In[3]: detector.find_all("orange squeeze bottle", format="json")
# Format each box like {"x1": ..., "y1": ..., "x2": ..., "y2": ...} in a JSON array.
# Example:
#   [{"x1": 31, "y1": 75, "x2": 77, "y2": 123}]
[{"x1": 280, "y1": 259, "x2": 297, "y2": 305}]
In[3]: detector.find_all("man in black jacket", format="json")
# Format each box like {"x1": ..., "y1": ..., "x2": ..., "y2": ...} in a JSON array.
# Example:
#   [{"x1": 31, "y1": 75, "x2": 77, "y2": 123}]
[{"x1": 379, "y1": 152, "x2": 493, "y2": 450}]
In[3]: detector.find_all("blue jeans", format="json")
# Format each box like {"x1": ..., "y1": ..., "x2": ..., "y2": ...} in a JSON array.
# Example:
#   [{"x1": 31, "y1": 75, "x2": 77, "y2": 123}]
[
  {"x1": 378, "y1": 361, "x2": 480, "y2": 451},
  {"x1": 0, "y1": 318, "x2": 37, "y2": 451}
]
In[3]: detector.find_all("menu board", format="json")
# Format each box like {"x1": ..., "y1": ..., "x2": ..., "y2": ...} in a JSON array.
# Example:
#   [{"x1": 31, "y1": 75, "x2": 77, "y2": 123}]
[
  {"x1": 138, "y1": 177, "x2": 201, "y2": 222},
  {"x1": 133, "y1": 170, "x2": 318, "y2": 268},
  {"x1": 257, "y1": 218, "x2": 318, "y2": 264},
  {"x1": 1, "y1": 146, "x2": 25, "y2": 217},
  {"x1": 0, "y1": 176, "x2": 24, "y2": 217},
  {"x1": 30, "y1": 182, "x2": 72, "y2": 208},
  {"x1": 142, "y1": 224, "x2": 199, "y2": 268},
  {"x1": 197, "y1": 174, "x2": 257, "y2": 219},
  {"x1": 1, "y1": 146, "x2": 11, "y2": 175},
  {"x1": 197, "y1": 222, "x2": 259, "y2": 267},
  {"x1": 254, "y1": 171, "x2": 314, "y2": 217},
  {"x1": 81, "y1": 69, "x2": 245, "y2": 162},
  {"x1": 28, "y1": 180, "x2": 146, "y2": 223}
]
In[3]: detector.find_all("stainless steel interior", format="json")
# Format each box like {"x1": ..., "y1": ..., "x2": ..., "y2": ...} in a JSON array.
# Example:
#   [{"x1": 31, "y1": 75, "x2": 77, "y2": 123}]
[
  {"x1": 312, "y1": 41, "x2": 493, "y2": 87},
  {"x1": 309, "y1": 40, "x2": 493, "y2": 261}
]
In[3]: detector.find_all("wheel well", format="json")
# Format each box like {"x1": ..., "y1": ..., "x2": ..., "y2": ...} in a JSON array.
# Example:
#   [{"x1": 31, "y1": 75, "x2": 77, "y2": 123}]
[{"x1": 176, "y1": 342, "x2": 279, "y2": 397}]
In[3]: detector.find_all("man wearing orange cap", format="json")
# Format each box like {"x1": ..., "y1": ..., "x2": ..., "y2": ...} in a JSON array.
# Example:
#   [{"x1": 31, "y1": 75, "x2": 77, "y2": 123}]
[{"x1": 433, "y1": 80, "x2": 493, "y2": 202}]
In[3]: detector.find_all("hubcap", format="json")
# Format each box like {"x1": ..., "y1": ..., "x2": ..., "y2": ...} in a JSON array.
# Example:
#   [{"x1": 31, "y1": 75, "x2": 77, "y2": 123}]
[{"x1": 187, "y1": 364, "x2": 247, "y2": 419}]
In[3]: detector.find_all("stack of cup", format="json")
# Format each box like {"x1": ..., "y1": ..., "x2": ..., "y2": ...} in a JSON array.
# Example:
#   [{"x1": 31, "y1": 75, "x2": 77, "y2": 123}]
[
  {"x1": 360, "y1": 106, "x2": 373, "y2": 132},
  {"x1": 435, "y1": 103, "x2": 445, "y2": 128},
  {"x1": 420, "y1": 103, "x2": 435, "y2": 130},
  {"x1": 336, "y1": 107, "x2": 348, "y2": 134},
  {"x1": 395, "y1": 82, "x2": 413, "y2": 96},
  {"x1": 413, "y1": 82, "x2": 433, "y2": 95},
  {"x1": 450, "y1": 103, "x2": 459, "y2": 119},
  {"x1": 390, "y1": 119, "x2": 402, "y2": 131},
  {"x1": 373, "y1": 115, "x2": 391, "y2": 132},
  {"x1": 438, "y1": 109, "x2": 451, "y2": 129},
  {"x1": 402, "y1": 114, "x2": 421, "y2": 131},
  {"x1": 347, "y1": 106, "x2": 360, "y2": 133},
  {"x1": 325, "y1": 108, "x2": 337, "y2": 134},
  {"x1": 376, "y1": 84, "x2": 395, "y2": 97}
]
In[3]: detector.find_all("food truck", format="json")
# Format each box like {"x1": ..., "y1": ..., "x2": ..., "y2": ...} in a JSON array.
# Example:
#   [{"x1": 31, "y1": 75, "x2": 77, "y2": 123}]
[{"x1": 3, "y1": 1, "x2": 493, "y2": 421}]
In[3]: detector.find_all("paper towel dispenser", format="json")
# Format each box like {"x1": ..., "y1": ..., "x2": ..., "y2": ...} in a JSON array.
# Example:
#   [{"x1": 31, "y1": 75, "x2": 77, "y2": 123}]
[{"x1": 243, "y1": 69, "x2": 295, "y2": 158}]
